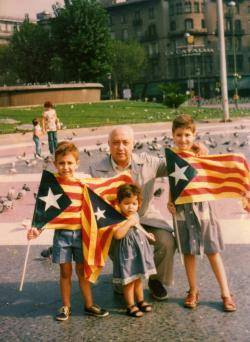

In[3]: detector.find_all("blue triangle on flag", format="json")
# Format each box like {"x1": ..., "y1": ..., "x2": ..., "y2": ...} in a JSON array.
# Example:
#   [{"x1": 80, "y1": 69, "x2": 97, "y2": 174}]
[
  {"x1": 87, "y1": 187, "x2": 125, "y2": 229},
  {"x1": 165, "y1": 148, "x2": 197, "y2": 202},
  {"x1": 32, "y1": 170, "x2": 72, "y2": 229}
]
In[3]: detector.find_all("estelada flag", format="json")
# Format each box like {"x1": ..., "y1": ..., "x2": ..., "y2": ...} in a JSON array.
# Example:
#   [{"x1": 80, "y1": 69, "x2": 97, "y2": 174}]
[
  {"x1": 165, "y1": 148, "x2": 250, "y2": 211},
  {"x1": 32, "y1": 170, "x2": 72, "y2": 229},
  {"x1": 82, "y1": 185, "x2": 126, "y2": 283}
]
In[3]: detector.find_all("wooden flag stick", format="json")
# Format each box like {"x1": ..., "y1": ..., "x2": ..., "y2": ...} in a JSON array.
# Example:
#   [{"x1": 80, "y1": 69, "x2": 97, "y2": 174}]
[
  {"x1": 173, "y1": 215, "x2": 184, "y2": 265},
  {"x1": 19, "y1": 240, "x2": 31, "y2": 291}
]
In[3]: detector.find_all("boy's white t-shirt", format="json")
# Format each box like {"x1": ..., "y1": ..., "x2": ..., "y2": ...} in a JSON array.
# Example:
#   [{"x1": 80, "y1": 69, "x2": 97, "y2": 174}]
[{"x1": 43, "y1": 109, "x2": 57, "y2": 131}]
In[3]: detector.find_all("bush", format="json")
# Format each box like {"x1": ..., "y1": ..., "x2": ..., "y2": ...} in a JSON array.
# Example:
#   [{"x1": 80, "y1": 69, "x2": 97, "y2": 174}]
[{"x1": 159, "y1": 83, "x2": 187, "y2": 108}]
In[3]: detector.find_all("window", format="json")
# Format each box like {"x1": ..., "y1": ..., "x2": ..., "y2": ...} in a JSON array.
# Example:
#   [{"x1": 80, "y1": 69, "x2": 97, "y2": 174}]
[
  {"x1": 148, "y1": 7, "x2": 155, "y2": 19},
  {"x1": 170, "y1": 21, "x2": 176, "y2": 31},
  {"x1": 185, "y1": 19, "x2": 194, "y2": 30},
  {"x1": 201, "y1": 19, "x2": 206, "y2": 29},
  {"x1": 184, "y1": 2, "x2": 192, "y2": 14},
  {"x1": 194, "y1": 2, "x2": 200, "y2": 13},
  {"x1": 235, "y1": 20, "x2": 242, "y2": 33},
  {"x1": 226, "y1": 19, "x2": 232, "y2": 32},
  {"x1": 121, "y1": 14, "x2": 127, "y2": 24},
  {"x1": 236, "y1": 37, "x2": 242, "y2": 51},
  {"x1": 122, "y1": 29, "x2": 128, "y2": 40},
  {"x1": 169, "y1": 4, "x2": 174, "y2": 16},
  {"x1": 148, "y1": 24, "x2": 157, "y2": 38},
  {"x1": 201, "y1": 1, "x2": 205, "y2": 13},
  {"x1": 176, "y1": 3, "x2": 183, "y2": 15},
  {"x1": 135, "y1": 10, "x2": 141, "y2": 20}
]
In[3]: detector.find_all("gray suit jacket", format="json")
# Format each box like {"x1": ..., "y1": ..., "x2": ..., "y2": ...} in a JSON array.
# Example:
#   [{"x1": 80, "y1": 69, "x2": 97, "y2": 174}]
[{"x1": 89, "y1": 152, "x2": 173, "y2": 232}]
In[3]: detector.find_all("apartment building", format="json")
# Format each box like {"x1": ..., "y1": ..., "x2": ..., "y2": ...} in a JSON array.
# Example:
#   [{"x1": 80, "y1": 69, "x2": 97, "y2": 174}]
[
  {"x1": 102, "y1": 0, "x2": 250, "y2": 98},
  {"x1": 0, "y1": 17, "x2": 23, "y2": 45}
]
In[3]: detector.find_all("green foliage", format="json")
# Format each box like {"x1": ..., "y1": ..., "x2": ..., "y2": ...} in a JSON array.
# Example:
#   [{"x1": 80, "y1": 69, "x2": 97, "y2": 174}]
[
  {"x1": 110, "y1": 40, "x2": 146, "y2": 86},
  {"x1": 0, "y1": 45, "x2": 18, "y2": 85},
  {"x1": 8, "y1": 19, "x2": 52, "y2": 83},
  {"x1": 51, "y1": 0, "x2": 111, "y2": 82},
  {"x1": 160, "y1": 83, "x2": 187, "y2": 108}
]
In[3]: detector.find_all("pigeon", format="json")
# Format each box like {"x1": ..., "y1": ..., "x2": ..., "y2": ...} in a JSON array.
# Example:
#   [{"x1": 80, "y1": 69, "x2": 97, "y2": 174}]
[
  {"x1": 22, "y1": 184, "x2": 30, "y2": 191},
  {"x1": 7, "y1": 187, "x2": 16, "y2": 200},
  {"x1": 41, "y1": 247, "x2": 53, "y2": 258},
  {"x1": 72, "y1": 131, "x2": 77, "y2": 136}
]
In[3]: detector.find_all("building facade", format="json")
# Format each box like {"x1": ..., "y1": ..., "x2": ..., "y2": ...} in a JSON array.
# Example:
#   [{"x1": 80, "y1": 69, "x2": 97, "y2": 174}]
[
  {"x1": 0, "y1": 17, "x2": 23, "y2": 45},
  {"x1": 102, "y1": 0, "x2": 250, "y2": 98}
]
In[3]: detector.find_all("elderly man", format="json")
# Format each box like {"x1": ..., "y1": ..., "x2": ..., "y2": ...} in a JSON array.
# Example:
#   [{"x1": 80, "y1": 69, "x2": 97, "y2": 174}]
[{"x1": 89, "y1": 125, "x2": 175, "y2": 300}]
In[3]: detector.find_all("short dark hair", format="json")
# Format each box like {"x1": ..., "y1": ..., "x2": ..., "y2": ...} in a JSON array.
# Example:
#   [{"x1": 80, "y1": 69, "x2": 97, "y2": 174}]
[
  {"x1": 172, "y1": 114, "x2": 196, "y2": 133},
  {"x1": 44, "y1": 101, "x2": 53, "y2": 109},
  {"x1": 117, "y1": 183, "x2": 142, "y2": 206},
  {"x1": 32, "y1": 118, "x2": 39, "y2": 126},
  {"x1": 55, "y1": 141, "x2": 80, "y2": 161}
]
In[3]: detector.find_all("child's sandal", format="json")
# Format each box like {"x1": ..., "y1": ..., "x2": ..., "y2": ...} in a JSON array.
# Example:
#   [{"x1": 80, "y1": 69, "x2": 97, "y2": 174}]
[
  {"x1": 137, "y1": 301, "x2": 152, "y2": 313},
  {"x1": 126, "y1": 304, "x2": 144, "y2": 318},
  {"x1": 184, "y1": 290, "x2": 199, "y2": 309}
]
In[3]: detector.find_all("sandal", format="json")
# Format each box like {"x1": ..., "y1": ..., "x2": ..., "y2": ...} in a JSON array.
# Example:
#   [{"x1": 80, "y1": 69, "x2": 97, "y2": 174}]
[
  {"x1": 184, "y1": 290, "x2": 199, "y2": 309},
  {"x1": 137, "y1": 301, "x2": 152, "y2": 313},
  {"x1": 126, "y1": 304, "x2": 144, "y2": 318},
  {"x1": 221, "y1": 295, "x2": 236, "y2": 312}
]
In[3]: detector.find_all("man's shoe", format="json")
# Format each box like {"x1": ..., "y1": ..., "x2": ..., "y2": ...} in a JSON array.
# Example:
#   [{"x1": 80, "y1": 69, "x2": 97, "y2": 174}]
[
  {"x1": 41, "y1": 247, "x2": 53, "y2": 258},
  {"x1": 148, "y1": 279, "x2": 168, "y2": 301},
  {"x1": 85, "y1": 304, "x2": 109, "y2": 317},
  {"x1": 56, "y1": 306, "x2": 71, "y2": 321}
]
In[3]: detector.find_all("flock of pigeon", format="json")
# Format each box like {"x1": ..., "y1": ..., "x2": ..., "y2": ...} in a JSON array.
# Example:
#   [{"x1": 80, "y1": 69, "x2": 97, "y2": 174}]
[{"x1": 0, "y1": 124, "x2": 249, "y2": 216}]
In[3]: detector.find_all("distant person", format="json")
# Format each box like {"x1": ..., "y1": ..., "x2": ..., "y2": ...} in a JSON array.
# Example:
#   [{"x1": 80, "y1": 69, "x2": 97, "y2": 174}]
[
  {"x1": 123, "y1": 88, "x2": 132, "y2": 100},
  {"x1": 42, "y1": 101, "x2": 60, "y2": 154},
  {"x1": 167, "y1": 114, "x2": 236, "y2": 312},
  {"x1": 113, "y1": 183, "x2": 156, "y2": 317},
  {"x1": 27, "y1": 141, "x2": 109, "y2": 321},
  {"x1": 32, "y1": 118, "x2": 42, "y2": 158}
]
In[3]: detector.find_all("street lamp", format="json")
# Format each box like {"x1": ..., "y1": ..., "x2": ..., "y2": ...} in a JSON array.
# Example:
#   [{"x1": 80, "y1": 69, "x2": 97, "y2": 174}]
[
  {"x1": 184, "y1": 32, "x2": 194, "y2": 100},
  {"x1": 196, "y1": 67, "x2": 201, "y2": 107},
  {"x1": 106, "y1": 72, "x2": 112, "y2": 100},
  {"x1": 228, "y1": 1, "x2": 240, "y2": 109}
]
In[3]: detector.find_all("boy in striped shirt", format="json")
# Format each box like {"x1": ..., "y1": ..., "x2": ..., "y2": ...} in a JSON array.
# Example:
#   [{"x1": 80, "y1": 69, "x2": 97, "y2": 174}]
[{"x1": 27, "y1": 141, "x2": 109, "y2": 321}]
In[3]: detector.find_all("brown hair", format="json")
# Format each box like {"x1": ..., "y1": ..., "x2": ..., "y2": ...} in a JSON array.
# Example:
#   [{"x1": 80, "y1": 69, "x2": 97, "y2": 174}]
[
  {"x1": 32, "y1": 118, "x2": 39, "y2": 126},
  {"x1": 117, "y1": 183, "x2": 142, "y2": 207},
  {"x1": 44, "y1": 101, "x2": 53, "y2": 109},
  {"x1": 55, "y1": 141, "x2": 80, "y2": 161},
  {"x1": 172, "y1": 114, "x2": 196, "y2": 133}
]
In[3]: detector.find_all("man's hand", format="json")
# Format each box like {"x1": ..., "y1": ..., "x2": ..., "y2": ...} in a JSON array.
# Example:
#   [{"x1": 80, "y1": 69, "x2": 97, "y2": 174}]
[
  {"x1": 167, "y1": 201, "x2": 176, "y2": 216},
  {"x1": 27, "y1": 227, "x2": 41, "y2": 240}
]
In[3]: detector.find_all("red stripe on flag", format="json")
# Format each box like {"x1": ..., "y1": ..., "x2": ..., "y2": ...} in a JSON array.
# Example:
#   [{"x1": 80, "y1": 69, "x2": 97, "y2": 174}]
[
  {"x1": 63, "y1": 205, "x2": 82, "y2": 212},
  {"x1": 49, "y1": 217, "x2": 81, "y2": 224},
  {"x1": 181, "y1": 186, "x2": 244, "y2": 197},
  {"x1": 56, "y1": 177, "x2": 82, "y2": 187},
  {"x1": 191, "y1": 162, "x2": 247, "y2": 178},
  {"x1": 193, "y1": 175, "x2": 248, "y2": 187},
  {"x1": 94, "y1": 226, "x2": 114, "y2": 266},
  {"x1": 87, "y1": 175, "x2": 132, "y2": 190}
]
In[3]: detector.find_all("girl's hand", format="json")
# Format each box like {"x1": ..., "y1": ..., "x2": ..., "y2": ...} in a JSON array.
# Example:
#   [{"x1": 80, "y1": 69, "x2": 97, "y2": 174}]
[
  {"x1": 27, "y1": 227, "x2": 41, "y2": 240},
  {"x1": 147, "y1": 232, "x2": 156, "y2": 242},
  {"x1": 167, "y1": 202, "x2": 176, "y2": 215},
  {"x1": 128, "y1": 214, "x2": 140, "y2": 227}
]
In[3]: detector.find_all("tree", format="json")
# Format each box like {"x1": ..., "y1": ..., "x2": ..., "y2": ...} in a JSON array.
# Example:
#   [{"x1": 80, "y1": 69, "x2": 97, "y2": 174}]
[
  {"x1": 8, "y1": 19, "x2": 52, "y2": 83},
  {"x1": 159, "y1": 83, "x2": 187, "y2": 108},
  {"x1": 109, "y1": 40, "x2": 146, "y2": 98},
  {"x1": 51, "y1": 0, "x2": 111, "y2": 82},
  {"x1": 0, "y1": 45, "x2": 19, "y2": 85}
]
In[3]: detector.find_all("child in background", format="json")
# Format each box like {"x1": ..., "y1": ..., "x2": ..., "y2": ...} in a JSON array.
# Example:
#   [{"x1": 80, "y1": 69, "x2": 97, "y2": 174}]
[
  {"x1": 32, "y1": 118, "x2": 42, "y2": 158},
  {"x1": 27, "y1": 141, "x2": 109, "y2": 320},
  {"x1": 113, "y1": 184, "x2": 156, "y2": 318},
  {"x1": 167, "y1": 114, "x2": 236, "y2": 312},
  {"x1": 42, "y1": 101, "x2": 60, "y2": 154}
]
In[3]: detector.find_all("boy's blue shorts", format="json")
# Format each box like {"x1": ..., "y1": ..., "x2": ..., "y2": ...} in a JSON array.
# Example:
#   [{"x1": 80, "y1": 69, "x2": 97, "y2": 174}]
[{"x1": 52, "y1": 229, "x2": 83, "y2": 264}]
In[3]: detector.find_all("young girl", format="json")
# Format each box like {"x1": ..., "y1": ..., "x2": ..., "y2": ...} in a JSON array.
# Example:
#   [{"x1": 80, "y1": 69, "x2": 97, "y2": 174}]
[
  {"x1": 32, "y1": 118, "x2": 42, "y2": 158},
  {"x1": 113, "y1": 184, "x2": 156, "y2": 317},
  {"x1": 167, "y1": 114, "x2": 236, "y2": 312}
]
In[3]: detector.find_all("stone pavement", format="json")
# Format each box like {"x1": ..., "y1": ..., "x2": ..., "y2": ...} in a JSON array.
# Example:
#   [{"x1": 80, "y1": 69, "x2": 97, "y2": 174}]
[{"x1": 0, "y1": 119, "x2": 250, "y2": 341}]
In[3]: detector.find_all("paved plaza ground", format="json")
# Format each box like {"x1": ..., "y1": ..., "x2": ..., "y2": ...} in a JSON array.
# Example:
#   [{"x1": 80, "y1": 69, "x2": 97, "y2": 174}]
[{"x1": 0, "y1": 119, "x2": 250, "y2": 341}]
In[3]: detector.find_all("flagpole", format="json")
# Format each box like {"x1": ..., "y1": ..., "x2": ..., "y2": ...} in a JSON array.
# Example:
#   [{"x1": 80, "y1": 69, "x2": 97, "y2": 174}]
[
  {"x1": 173, "y1": 215, "x2": 184, "y2": 265},
  {"x1": 19, "y1": 240, "x2": 31, "y2": 291}
]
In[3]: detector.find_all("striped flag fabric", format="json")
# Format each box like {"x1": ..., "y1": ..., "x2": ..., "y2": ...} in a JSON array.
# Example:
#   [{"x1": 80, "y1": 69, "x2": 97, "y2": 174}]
[
  {"x1": 165, "y1": 148, "x2": 250, "y2": 211},
  {"x1": 80, "y1": 172, "x2": 133, "y2": 282},
  {"x1": 32, "y1": 170, "x2": 73, "y2": 229}
]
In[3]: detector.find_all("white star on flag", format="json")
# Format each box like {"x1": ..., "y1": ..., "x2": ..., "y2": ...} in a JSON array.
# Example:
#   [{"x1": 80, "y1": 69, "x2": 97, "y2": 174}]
[
  {"x1": 39, "y1": 188, "x2": 63, "y2": 211},
  {"x1": 94, "y1": 207, "x2": 106, "y2": 221},
  {"x1": 169, "y1": 164, "x2": 189, "y2": 186}
]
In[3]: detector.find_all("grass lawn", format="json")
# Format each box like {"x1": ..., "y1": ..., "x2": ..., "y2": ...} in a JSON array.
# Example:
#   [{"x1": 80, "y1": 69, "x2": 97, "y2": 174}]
[{"x1": 0, "y1": 101, "x2": 249, "y2": 134}]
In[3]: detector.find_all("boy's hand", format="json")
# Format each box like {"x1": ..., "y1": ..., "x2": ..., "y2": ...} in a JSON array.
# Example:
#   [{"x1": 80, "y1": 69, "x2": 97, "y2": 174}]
[
  {"x1": 27, "y1": 227, "x2": 41, "y2": 240},
  {"x1": 192, "y1": 142, "x2": 208, "y2": 156},
  {"x1": 167, "y1": 202, "x2": 176, "y2": 216}
]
